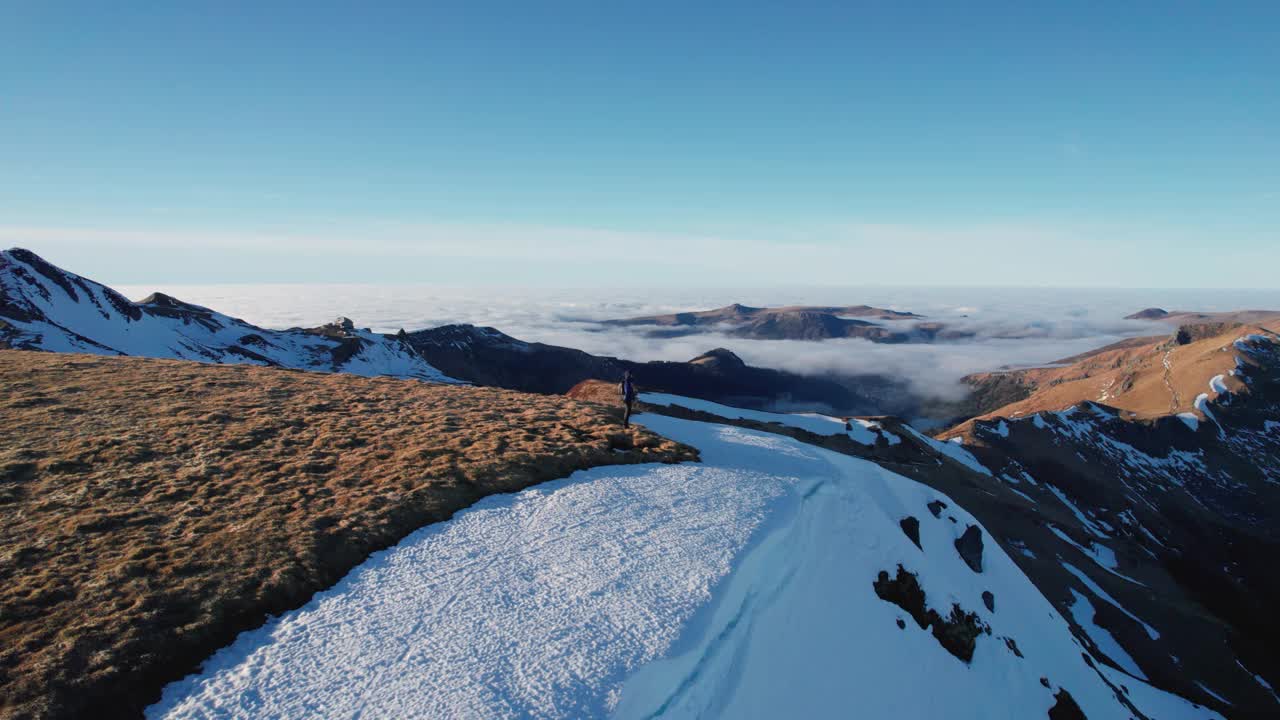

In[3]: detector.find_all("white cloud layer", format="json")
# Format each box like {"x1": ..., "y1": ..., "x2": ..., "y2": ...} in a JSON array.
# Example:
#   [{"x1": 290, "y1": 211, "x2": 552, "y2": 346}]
[{"x1": 112, "y1": 283, "x2": 1280, "y2": 402}]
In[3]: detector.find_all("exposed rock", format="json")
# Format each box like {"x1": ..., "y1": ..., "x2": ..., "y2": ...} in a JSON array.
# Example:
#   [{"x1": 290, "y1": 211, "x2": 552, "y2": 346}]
[
  {"x1": 872, "y1": 565, "x2": 989, "y2": 663},
  {"x1": 1003, "y1": 636, "x2": 1023, "y2": 658},
  {"x1": 1047, "y1": 688, "x2": 1087, "y2": 720},
  {"x1": 933, "y1": 604, "x2": 989, "y2": 664},
  {"x1": 899, "y1": 516, "x2": 922, "y2": 550},
  {"x1": 874, "y1": 566, "x2": 929, "y2": 630},
  {"x1": 954, "y1": 525, "x2": 984, "y2": 573},
  {"x1": 927, "y1": 500, "x2": 947, "y2": 518},
  {"x1": 982, "y1": 590, "x2": 995, "y2": 612}
]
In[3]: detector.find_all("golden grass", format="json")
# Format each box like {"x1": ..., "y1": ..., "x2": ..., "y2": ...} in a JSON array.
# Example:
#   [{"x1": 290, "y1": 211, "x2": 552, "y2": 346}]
[
  {"x1": 963, "y1": 323, "x2": 1277, "y2": 423},
  {"x1": 0, "y1": 350, "x2": 695, "y2": 720}
]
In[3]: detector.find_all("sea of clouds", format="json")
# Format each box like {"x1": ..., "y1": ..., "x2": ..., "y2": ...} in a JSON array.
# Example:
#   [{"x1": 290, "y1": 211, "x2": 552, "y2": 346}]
[{"x1": 116, "y1": 283, "x2": 1280, "y2": 402}]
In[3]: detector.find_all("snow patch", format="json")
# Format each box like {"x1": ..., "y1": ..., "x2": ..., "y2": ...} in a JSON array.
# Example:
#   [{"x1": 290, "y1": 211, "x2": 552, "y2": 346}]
[
  {"x1": 1096, "y1": 665, "x2": 1222, "y2": 719},
  {"x1": 1234, "y1": 333, "x2": 1274, "y2": 352},
  {"x1": 1067, "y1": 590, "x2": 1147, "y2": 680},
  {"x1": 640, "y1": 393, "x2": 889, "y2": 445},
  {"x1": 984, "y1": 420, "x2": 1010, "y2": 438},
  {"x1": 1195, "y1": 681, "x2": 1232, "y2": 706},
  {"x1": 1209, "y1": 374, "x2": 1228, "y2": 394},
  {"x1": 903, "y1": 426, "x2": 994, "y2": 476},
  {"x1": 1235, "y1": 659, "x2": 1280, "y2": 703},
  {"x1": 1047, "y1": 527, "x2": 1145, "y2": 586},
  {"x1": 1062, "y1": 563, "x2": 1159, "y2": 639},
  {"x1": 1195, "y1": 393, "x2": 1225, "y2": 434},
  {"x1": 1045, "y1": 485, "x2": 1109, "y2": 538}
]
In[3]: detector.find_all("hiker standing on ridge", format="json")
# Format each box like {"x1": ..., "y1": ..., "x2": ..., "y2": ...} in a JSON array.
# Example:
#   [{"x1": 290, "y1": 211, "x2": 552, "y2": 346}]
[{"x1": 621, "y1": 370, "x2": 638, "y2": 428}]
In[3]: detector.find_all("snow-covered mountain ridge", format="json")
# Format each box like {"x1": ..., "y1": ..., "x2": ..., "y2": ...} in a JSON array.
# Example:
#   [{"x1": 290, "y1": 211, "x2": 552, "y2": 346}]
[
  {"x1": 0, "y1": 248, "x2": 456, "y2": 382},
  {"x1": 147, "y1": 415, "x2": 1222, "y2": 720},
  {"x1": 612, "y1": 367, "x2": 1280, "y2": 715}
]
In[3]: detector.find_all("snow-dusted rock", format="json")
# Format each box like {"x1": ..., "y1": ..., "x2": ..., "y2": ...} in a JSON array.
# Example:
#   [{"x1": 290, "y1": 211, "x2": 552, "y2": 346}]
[{"x1": 0, "y1": 248, "x2": 457, "y2": 382}]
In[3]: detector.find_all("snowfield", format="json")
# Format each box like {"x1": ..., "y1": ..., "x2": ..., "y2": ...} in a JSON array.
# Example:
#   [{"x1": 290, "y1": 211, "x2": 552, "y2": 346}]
[
  {"x1": 149, "y1": 415, "x2": 1220, "y2": 720},
  {"x1": 639, "y1": 392, "x2": 896, "y2": 445}
]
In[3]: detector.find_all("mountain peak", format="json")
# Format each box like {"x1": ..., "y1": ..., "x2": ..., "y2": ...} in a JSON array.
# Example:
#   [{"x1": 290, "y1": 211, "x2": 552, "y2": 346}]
[
  {"x1": 137, "y1": 292, "x2": 210, "y2": 313},
  {"x1": 689, "y1": 347, "x2": 747, "y2": 369},
  {"x1": 0, "y1": 250, "x2": 456, "y2": 382}
]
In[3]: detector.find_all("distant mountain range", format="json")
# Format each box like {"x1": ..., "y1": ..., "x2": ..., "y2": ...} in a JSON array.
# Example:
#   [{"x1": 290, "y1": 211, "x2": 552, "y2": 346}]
[
  {"x1": 405, "y1": 325, "x2": 900, "y2": 415},
  {"x1": 0, "y1": 249, "x2": 902, "y2": 415},
  {"x1": 0, "y1": 248, "x2": 456, "y2": 383},
  {"x1": 1125, "y1": 307, "x2": 1280, "y2": 325},
  {"x1": 600, "y1": 302, "x2": 968, "y2": 342}
]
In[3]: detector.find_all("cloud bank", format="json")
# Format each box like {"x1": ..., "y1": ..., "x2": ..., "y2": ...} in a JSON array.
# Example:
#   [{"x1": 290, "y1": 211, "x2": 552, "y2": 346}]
[{"x1": 114, "y1": 283, "x2": 1280, "y2": 405}]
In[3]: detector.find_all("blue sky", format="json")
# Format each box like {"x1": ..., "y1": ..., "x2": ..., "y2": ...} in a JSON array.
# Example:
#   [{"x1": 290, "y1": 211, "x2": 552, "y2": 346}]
[{"x1": 1, "y1": 2, "x2": 1276, "y2": 287}]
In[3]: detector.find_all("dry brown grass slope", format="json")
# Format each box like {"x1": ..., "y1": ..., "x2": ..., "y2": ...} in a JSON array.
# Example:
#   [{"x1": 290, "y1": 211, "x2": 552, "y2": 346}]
[
  {"x1": 0, "y1": 350, "x2": 696, "y2": 720},
  {"x1": 952, "y1": 321, "x2": 1280, "y2": 429}
]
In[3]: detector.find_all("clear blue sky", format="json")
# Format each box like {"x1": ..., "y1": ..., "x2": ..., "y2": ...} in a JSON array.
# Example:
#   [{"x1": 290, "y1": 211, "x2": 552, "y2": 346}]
[{"x1": 1, "y1": 2, "x2": 1276, "y2": 286}]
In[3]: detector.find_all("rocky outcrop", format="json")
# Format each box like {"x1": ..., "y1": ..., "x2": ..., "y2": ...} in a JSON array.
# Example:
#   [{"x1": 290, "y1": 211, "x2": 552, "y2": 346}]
[
  {"x1": 873, "y1": 565, "x2": 989, "y2": 663},
  {"x1": 1047, "y1": 688, "x2": 1087, "y2": 720},
  {"x1": 954, "y1": 525, "x2": 985, "y2": 573},
  {"x1": 900, "y1": 516, "x2": 922, "y2": 549}
]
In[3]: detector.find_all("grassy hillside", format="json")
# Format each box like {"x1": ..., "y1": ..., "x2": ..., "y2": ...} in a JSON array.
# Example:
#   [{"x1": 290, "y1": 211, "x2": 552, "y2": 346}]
[
  {"x1": 0, "y1": 351, "x2": 695, "y2": 720},
  {"x1": 954, "y1": 321, "x2": 1280, "y2": 426}
]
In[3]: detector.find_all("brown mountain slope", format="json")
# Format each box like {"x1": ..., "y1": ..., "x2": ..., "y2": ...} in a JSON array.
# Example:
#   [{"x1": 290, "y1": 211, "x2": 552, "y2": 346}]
[
  {"x1": 957, "y1": 320, "x2": 1280, "y2": 425},
  {"x1": 0, "y1": 350, "x2": 694, "y2": 720},
  {"x1": 576, "y1": 357, "x2": 1280, "y2": 713},
  {"x1": 1124, "y1": 308, "x2": 1280, "y2": 325},
  {"x1": 931, "y1": 329, "x2": 1280, "y2": 713}
]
